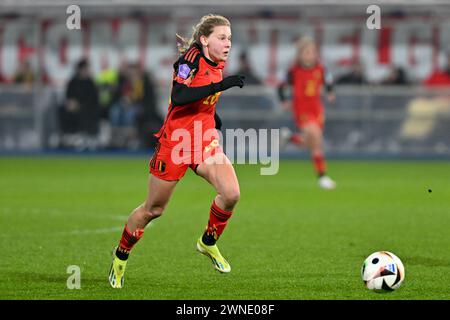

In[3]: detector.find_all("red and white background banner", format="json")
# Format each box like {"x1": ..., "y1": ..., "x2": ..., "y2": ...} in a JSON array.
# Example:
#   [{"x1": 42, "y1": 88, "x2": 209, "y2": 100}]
[{"x1": 0, "y1": 15, "x2": 449, "y2": 86}]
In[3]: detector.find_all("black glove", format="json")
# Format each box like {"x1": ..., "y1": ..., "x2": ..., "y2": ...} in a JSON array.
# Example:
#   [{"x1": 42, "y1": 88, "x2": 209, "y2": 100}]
[{"x1": 212, "y1": 75, "x2": 245, "y2": 93}]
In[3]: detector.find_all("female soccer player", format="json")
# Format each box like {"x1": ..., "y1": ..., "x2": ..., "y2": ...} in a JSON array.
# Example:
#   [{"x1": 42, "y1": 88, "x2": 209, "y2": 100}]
[
  {"x1": 108, "y1": 14, "x2": 245, "y2": 288},
  {"x1": 278, "y1": 37, "x2": 337, "y2": 190}
]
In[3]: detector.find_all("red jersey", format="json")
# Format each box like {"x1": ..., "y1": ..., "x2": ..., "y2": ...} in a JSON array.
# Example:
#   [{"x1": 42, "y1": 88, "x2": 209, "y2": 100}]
[
  {"x1": 288, "y1": 63, "x2": 325, "y2": 113},
  {"x1": 155, "y1": 44, "x2": 224, "y2": 151}
]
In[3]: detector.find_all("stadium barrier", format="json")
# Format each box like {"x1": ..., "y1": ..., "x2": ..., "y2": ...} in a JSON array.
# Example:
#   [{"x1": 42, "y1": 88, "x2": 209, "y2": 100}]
[
  {"x1": 210, "y1": 85, "x2": 450, "y2": 157},
  {"x1": 0, "y1": 85, "x2": 449, "y2": 157}
]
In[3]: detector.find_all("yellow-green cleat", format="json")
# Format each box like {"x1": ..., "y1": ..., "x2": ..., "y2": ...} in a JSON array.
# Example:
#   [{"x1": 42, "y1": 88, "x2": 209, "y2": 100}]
[
  {"x1": 108, "y1": 247, "x2": 127, "y2": 288},
  {"x1": 196, "y1": 237, "x2": 231, "y2": 273}
]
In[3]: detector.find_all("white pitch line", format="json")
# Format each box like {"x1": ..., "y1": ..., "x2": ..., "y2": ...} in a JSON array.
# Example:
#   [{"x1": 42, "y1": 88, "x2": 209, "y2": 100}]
[
  {"x1": 56, "y1": 222, "x2": 154, "y2": 236},
  {"x1": 0, "y1": 226, "x2": 123, "y2": 238},
  {"x1": 0, "y1": 217, "x2": 155, "y2": 239},
  {"x1": 109, "y1": 215, "x2": 129, "y2": 222},
  {"x1": 56, "y1": 227, "x2": 123, "y2": 236}
]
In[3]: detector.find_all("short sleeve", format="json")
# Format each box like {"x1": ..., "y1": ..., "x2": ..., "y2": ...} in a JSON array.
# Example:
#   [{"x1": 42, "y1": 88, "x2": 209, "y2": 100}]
[{"x1": 286, "y1": 68, "x2": 294, "y2": 85}]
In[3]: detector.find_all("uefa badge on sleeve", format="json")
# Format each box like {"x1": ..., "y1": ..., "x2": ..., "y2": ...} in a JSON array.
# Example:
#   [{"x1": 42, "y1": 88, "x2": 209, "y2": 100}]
[{"x1": 178, "y1": 64, "x2": 191, "y2": 79}]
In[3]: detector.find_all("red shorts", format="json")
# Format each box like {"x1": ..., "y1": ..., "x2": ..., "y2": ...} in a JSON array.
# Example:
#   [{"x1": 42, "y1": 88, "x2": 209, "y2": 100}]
[
  {"x1": 294, "y1": 110, "x2": 325, "y2": 130},
  {"x1": 149, "y1": 139, "x2": 223, "y2": 181}
]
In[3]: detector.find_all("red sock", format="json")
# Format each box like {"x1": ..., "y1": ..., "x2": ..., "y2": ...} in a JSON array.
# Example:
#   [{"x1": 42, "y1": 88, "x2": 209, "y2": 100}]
[
  {"x1": 203, "y1": 201, "x2": 233, "y2": 244},
  {"x1": 290, "y1": 133, "x2": 303, "y2": 145},
  {"x1": 118, "y1": 224, "x2": 144, "y2": 253},
  {"x1": 312, "y1": 153, "x2": 326, "y2": 176}
]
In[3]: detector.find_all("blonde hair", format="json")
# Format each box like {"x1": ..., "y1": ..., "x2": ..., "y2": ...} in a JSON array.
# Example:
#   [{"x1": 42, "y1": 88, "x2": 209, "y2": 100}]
[{"x1": 176, "y1": 14, "x2": 231, "y2": 55}]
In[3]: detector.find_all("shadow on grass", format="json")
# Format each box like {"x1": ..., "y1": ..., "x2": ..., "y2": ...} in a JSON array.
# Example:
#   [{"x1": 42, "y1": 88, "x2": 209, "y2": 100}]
[{"x1": 403, "y1": 256, "x2": 450, "y2": 267}]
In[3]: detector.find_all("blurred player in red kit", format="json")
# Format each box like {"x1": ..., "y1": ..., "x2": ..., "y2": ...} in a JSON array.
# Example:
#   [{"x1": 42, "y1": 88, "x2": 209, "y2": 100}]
[
  {"x1": 278, "y1": 37, "x2": 337, "y2": 190},
  {"x1": 109, "y1": 14, "x2": 245, "y2": 288}
]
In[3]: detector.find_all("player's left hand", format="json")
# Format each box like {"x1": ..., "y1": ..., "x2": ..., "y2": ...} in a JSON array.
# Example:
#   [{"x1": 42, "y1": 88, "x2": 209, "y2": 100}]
[
  {"x1": 281, "y1": 100, "x2": 292, "y2": 111},
  {"x1": 327, "y1": 93, "x2": 336, "y2": 103}
]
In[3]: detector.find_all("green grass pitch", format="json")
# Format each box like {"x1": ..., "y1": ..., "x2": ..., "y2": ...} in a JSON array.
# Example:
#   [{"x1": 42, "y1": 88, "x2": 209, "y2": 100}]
[{"x1": 1, "y1": 157, "x2": 449, "y2": 300}]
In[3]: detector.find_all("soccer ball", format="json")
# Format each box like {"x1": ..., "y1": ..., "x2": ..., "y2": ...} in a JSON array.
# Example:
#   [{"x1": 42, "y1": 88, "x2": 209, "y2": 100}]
[{"x1": 361, "y1": 251, "x2": 405, "y2": 292}]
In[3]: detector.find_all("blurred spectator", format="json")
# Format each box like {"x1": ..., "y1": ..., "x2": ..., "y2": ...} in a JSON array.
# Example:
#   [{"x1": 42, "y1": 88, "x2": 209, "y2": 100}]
[
  {"x1": 96, "y1": 67, "x2": 119, "y2": 120},
  {"x1": 423, "y1": 56, "x2": 450, "y2": 87},
  {"x1": 109, "y1": 62, "x2": 162, "y2": 149},
  {"x1": 381, "y1": 67, "x2": 409, "y2": 85},
  {"x1": 235, "y1": 51, "x2": 261, "y2": 85},
  {"x1": 136, "y1": 69, "x2": 163, "y2": 150},
  {"x1": 13, "y1": 60, "x2": 35, "y2": 88},
  {"x1": 336, "y1": 61, "x2": 367, "y2": 85},
  {"x1": 59, "y1": 58, "x2": 100, "y2": 150}
]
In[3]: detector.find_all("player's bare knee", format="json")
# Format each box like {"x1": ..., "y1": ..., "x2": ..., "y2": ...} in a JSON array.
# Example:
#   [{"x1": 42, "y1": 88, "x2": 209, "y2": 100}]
[
  {"x1": 141, "y1": 204, "x2": 165, "y2": 221},
  {"x1": 150, "y1": 206, "x2": 165, "y2": 219},
  {"x1": 222, "y1": 189, "x2": 240, "y2": 207}
]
